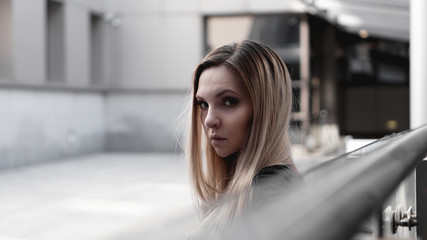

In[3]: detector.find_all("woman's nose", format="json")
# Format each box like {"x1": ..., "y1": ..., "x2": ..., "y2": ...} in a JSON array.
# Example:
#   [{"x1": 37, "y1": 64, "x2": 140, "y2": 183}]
[{"x1": 204, "y1": 108, "x2": 221, "y2": 129}]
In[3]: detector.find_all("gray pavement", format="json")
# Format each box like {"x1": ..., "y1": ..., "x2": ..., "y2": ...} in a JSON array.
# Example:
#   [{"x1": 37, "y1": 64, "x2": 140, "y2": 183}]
[{"x1": 0, "y1": 153, "x2": 198, "y2": 240}]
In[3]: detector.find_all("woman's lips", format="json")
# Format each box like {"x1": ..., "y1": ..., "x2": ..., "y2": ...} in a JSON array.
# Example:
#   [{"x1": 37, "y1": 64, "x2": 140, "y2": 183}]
[{"x1": 210, "y1": 136, "x2": 227, "y2": 144}]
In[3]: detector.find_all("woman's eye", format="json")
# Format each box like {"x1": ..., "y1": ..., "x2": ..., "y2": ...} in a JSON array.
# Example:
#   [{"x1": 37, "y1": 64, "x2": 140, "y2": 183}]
[
  {"x1": 197, "y1": 101, "x2": 208, "y2": 109},
  {"x1": 224, "y1": 98, "x2": 237, "y2": 106}
]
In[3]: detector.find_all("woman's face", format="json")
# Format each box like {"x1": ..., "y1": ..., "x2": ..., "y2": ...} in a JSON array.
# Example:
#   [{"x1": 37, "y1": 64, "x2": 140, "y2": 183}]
[{"x1": 196, "y1": 65, "x2": 253, "y2": 158}]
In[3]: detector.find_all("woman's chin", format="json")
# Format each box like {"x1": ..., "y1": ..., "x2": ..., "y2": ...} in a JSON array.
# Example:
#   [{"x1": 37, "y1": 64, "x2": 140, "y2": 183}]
[
  {"x1": 215, "y1": 149, "x2": 239, "y2": 158},
  {"x1": 216, "y1": 152, "x2": 229, "y2": 158},
  {"x1": 214, "y1": 149, "x2": 230, "y2": 158}
]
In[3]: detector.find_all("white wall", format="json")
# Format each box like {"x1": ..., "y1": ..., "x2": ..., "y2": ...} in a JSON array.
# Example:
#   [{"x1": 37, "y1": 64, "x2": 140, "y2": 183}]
[
  {"x1": 0, "y1": 0, "x2": 107, "y2": 169},
  {"x1": 410, "y1": 0, "x2": 427, "y2": 128},
  {"x1": 107, "y1": 1, "x2": 202, "y2": 90},
  {"x1": 200, "y1": 0, "x2": 305, "y2": 14},
  {"x1": 102, "y1": 0, "x2": 202, "y2": 152},
  {"x1": 102, "y1": 0, "x2": 306, "y2": 152},
  {"x1": 65, "y1": 3, "x2": 91, "y2": 86},
  {"x1": 106, "y1": 92, "x2": 186, "y2": 152},
  {"x1": 0, "y1": 89, "x2": 105, "y2": 169},
  {"x1": 0, "y1": 0, "x2": 307, "y2": 167},
  {"x1": 13, "y1": 0, "x2": 46, "y2": 83},
  {"x1": 104, "y1": 0, "x2": 305, "y2": 90}
]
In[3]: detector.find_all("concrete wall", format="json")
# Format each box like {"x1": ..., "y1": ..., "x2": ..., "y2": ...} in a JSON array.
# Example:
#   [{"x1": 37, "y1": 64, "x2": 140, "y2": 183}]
[
  {"x1": 102, "y1": 0, "x2": 305, "y2": 152},
  {"x1": 0, "y1": 89, "x2": 105, "y2": 169},
  {"x1": 102, "y1": 0, "x2": 201, "y2": 152},
  {"x1": 107, "y1": 1, "x2": 203, "y2": 90},
  {"x1": 0, "y1": 0, "x2": 306, "y2": 168},
  {"x1": 0, "y1": 0, "x2": 107, "y2": 169},
  {"x1": 13, "y1": 0, "x2": 46, "y2": 83},
  {"x1": 106, "y1": 92, "x2": 187, "y2": 152},
  {"x1": 64, "y1": 3, "x2": 91, "y2": 86},
  {"x1": 104, "y1": 0, "x2": 305, "y2": 90}
]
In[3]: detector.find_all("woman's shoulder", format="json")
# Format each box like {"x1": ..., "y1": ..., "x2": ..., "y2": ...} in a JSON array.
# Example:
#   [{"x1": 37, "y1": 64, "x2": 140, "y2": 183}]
[
  {"x1": 250, "y1": 164, "x2": 300, "y2": 207},
  {"x1": 253, "y1": 164, "x2": 298, "y2": 184}
]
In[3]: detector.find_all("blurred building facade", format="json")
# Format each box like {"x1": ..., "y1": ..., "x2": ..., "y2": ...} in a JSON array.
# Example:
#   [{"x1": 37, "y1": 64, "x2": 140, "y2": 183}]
[
  {"x1": 0, "y1": 0, "x2": 414, "y2": 169},
  {"x1": 0, "y1": 0, "x2": 204, "y2": 169}
]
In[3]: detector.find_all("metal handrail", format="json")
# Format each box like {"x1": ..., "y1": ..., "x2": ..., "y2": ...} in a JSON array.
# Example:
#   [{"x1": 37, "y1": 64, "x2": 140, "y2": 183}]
[{"x1": 220, "y1": 125, "x2": 427, "y2": 240}]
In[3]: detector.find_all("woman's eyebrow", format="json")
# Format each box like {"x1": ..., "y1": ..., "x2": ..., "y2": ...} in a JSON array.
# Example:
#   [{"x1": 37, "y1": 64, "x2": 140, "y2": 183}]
[{"x1": 215, "y1": 89, "x2": 239, "y2": 97}]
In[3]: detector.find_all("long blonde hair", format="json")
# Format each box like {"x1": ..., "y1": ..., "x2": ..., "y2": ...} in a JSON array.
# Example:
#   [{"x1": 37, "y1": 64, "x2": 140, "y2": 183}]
[{"x1": 186, "y1": 40, "x2": 295, "y2": 231}]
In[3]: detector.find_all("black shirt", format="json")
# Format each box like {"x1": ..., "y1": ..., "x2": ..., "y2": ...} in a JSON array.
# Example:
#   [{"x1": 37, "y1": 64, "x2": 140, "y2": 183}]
[{"x1": 251, "y1": 164, "x2": 299, "y2": 207}]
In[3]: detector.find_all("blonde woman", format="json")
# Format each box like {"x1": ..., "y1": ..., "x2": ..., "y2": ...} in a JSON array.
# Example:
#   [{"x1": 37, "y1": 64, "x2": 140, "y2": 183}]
[{"x1": 186, "y1": 40, "x2": 298, "y2": 237}]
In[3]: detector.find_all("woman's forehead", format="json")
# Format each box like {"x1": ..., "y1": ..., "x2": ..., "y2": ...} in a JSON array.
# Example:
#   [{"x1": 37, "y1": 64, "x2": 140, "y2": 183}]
[{"x1": 196, "y1": 65, "x2": 246, "y2": 97}]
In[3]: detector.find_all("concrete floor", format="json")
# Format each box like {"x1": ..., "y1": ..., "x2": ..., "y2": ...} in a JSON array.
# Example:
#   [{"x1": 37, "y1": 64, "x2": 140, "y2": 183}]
[
  {"x1": 0, "y1": 153, "x2": 198, "y2": 240},
  {"x1": 0, "y1": 148, "x2": 341, "y2": 240}
]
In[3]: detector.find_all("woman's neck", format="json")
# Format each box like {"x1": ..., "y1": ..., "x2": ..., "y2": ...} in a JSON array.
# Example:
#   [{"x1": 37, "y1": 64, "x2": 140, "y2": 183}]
[{"x1": 224, "y1": 152, "x2": 238, "y2": 174}]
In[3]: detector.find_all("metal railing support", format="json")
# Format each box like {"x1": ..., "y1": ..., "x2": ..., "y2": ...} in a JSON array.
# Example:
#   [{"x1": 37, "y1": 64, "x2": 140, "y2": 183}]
[{"x1": 219, "y1": 125, "x2": 427, "y2": 240}]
